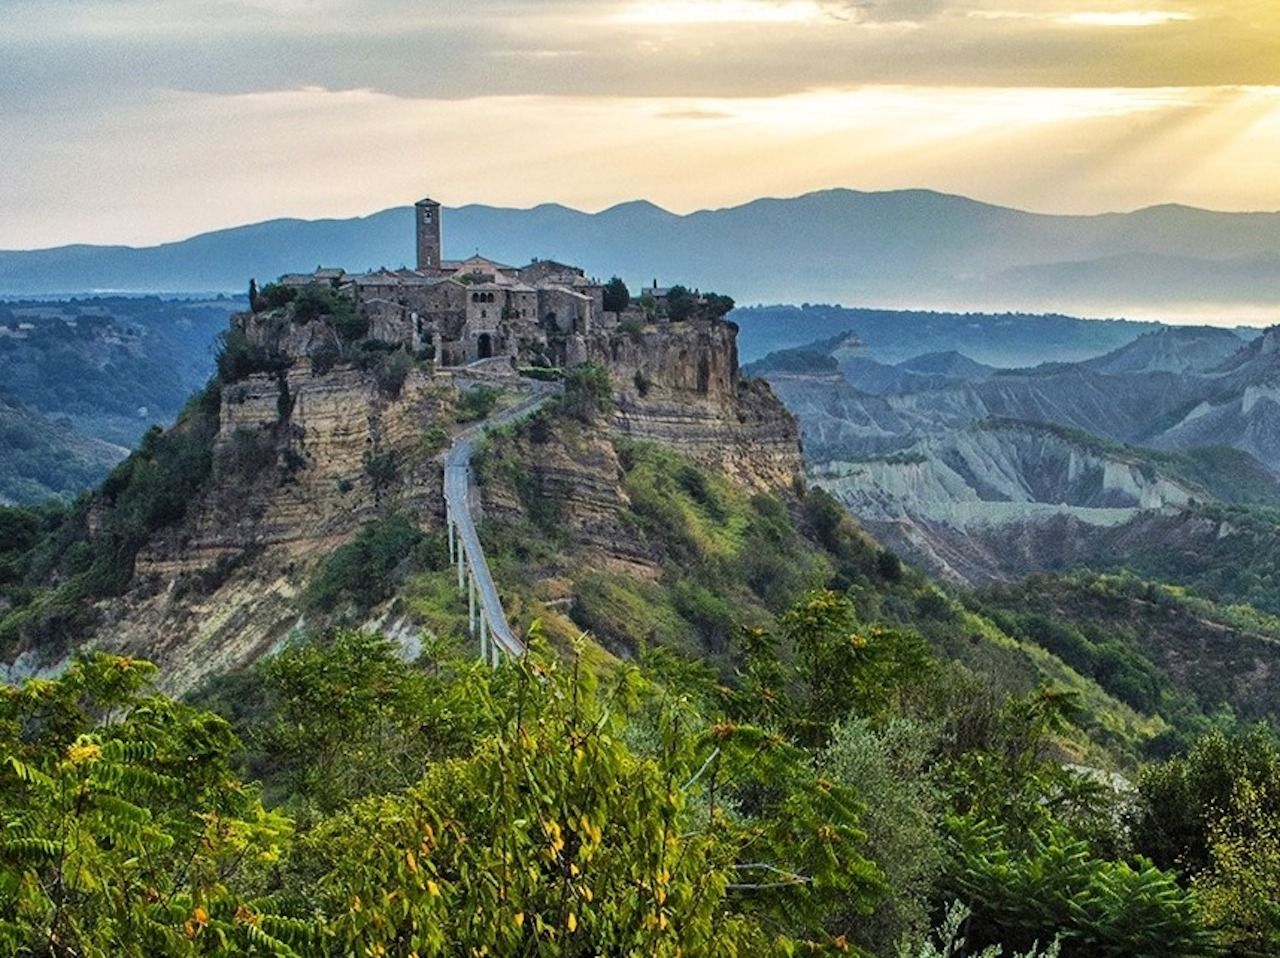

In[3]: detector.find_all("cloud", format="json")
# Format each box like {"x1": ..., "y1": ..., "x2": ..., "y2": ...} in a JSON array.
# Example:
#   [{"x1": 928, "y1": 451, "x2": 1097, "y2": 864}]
[
  {"x1": 656, "y1": 108, "x2": 738, "y2": 119},
  {"x1": 1060, "y1": 10, "x2": 1196, "y2": 27},
  {"x1": 613, "y1": 1, "x2": 833, "y2": 24},
  {"x1": 3, "y1": 0, "x2": 1278, "y2": 106},
  {"x1": 3, "y1": 0, "x2": 1280, "y2": 245},
  {"x1": 842, "y1": 0, "x2": 946, "y2": 23},
  {"x1": 4, "y1": 83, "x2": 1279, "y2": 248}
]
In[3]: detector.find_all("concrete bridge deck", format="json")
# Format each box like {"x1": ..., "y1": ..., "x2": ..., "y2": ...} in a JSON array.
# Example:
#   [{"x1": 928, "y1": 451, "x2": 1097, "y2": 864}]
[{"x1": 443, "y1": 383, "x2": 559, "y2": 662}]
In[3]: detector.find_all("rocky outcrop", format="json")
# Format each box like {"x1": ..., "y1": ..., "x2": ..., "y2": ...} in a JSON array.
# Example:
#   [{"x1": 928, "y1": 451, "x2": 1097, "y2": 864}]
[
  {"x1": 478, "y1": 421, "x2": 655, "y2": 574},
  {"x1": 84, "y1": 364, "x2": 457, "y2": 691},
  {"x1": 593, "y1": 319, "x2": 803, "y2": 493},
  {"x1": 814, "y1": 419, "x2": 1200, "y2": 528},
  {"x1": 872, "y1": 507, "x2": 1243, "y2": 589},
  {"x1": 11, "y1": 306, "x2": 801, "y2": 692}
]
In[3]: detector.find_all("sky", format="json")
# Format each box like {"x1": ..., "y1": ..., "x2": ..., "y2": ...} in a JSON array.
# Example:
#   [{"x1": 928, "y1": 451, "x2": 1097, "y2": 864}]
[{"x1": 2, "y1": 0, "x2": 1280, "y2": 249}]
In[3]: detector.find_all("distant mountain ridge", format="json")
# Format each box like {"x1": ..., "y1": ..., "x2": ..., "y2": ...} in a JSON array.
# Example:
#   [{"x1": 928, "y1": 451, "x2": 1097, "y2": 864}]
[
  {"x1": 762, "y1": 324, "x2": 1280, "y2": 469},
  {"x1": 753, "y1": 323, "x2": 1280, "y2": 587},
  {"x1": 1079, "y1": 326, "x2": 1248, "y2": 375},
  {"x1": 4, "y1": 189, "x2": 1280, "y2": 317},
  {"x1": 733, "y1": 304, "x2": 1167, "y2": 367}
]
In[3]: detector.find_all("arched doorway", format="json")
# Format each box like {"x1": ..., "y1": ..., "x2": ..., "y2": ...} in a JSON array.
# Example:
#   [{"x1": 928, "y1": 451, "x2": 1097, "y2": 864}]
[{"x1": 477, "y1": 333, "x2": 493, "y2": 360}]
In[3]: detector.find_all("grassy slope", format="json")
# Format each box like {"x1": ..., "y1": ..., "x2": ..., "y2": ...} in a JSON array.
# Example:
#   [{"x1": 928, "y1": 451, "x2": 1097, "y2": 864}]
[
  {"x1": 974, "y1": 572, "x2": 1280, "y2": 745},
  {"x1": 461, "y1": 406, "x2": 1164, "y2": 766}
]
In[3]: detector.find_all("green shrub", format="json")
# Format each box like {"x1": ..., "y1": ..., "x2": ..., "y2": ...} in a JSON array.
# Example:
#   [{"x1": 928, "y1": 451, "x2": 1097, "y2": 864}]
[
  {"x1": 363, "y1": 450, "x2": 399, "y2": 491},
  {"x1": 420, "y1": 425, "x2": 449, "y2": 455},
  {"x1": 259, "y1": 282, "x2": 297, "y2": 309},
  {"x1": 946, "y1": 816, "x2": 1214, "y2": 958},
  {"x1": 823, "y1": 718, "x2": 945, "y2": 954},
  {"x1": 291, "y1": 284, "x2": 368, "y2": 341},
  {"x1": 214, "y1": 329, "x2": 286, "y2": 382},
  {"x1": 310, "y1": 340, "x2": 341, "y2": 375},
  {"x1": 373, "y1": 349, "x2": 414, "y2": 399},
  {"x1": 455, "y1": 385, "x2": 502, "y2": 423},
  {"x1": 561, "y1": 362, "x2": 613, "y2": 422},
  {"x1": 517, "y1": 365, "x2": 563, "y2": 382},
  {"x1": 214, "y1": 427, "x2": 277, "y2": 480},
  {"x1": 304, "y1": 514, "x2": 447, "y2": 613}
]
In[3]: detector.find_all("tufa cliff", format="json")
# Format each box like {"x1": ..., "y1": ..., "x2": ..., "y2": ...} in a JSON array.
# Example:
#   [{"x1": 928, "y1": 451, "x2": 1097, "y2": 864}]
[{"x1": 4, "y1": 310, "x2": 801, "y2": 692}]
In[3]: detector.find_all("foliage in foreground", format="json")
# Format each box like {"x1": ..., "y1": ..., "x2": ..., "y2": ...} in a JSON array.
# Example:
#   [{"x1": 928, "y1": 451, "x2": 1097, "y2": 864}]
[
  {"x1": 4, "y1": 587, "x2": 1270, "y2": 956},
  {"x1": 0, "y1": 655, "x2": 295, "y2": 957}
]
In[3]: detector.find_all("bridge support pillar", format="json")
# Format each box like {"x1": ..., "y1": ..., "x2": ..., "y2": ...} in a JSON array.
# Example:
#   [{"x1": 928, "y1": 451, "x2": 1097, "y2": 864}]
[
  {"x1": 447, "y1": 515, "x2": 456, "y2": 565},
  {"x1": 468, "y1": 573, "x2": 476, "y2": 636}
]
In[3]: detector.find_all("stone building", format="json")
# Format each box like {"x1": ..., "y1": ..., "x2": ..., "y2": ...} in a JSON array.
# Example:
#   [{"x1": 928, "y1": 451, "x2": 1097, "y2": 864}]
[{"x1": 271, "y1": 197, "x2": 609, "y2": 368}]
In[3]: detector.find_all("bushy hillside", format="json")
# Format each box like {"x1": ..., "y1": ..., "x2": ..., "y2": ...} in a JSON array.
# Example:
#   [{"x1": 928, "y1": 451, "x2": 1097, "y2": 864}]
[
  {"x1": 0, "y1": 297, "x2": 237, "y2": 446},
  {"x1": 11, "y1": 623, "x2": 1266, "y2": 956},
  {"x1": 0, "y1": 392, "x2": 126, "y2": 504},
  {"x1": 973, "y1": 573, "x2": 1280, "y2": 742}
]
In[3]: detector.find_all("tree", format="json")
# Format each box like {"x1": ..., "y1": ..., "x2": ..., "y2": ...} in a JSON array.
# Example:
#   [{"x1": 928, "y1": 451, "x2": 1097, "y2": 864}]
[
  {"x1": 560, "y1": 363, "x2": 613, "y2": 423},
  {"x1": 702, "y1": 292, "x2": 735, "y2": 319},
  {"x1": 244, "y1": 630, "x2": 485, "y2": 813},
  {"x1": 782, "y1": 589, "x2": 934, "y2": 742},
  {"x1": 822, "y1": 718, "x2": 945, "y2": 954},
  {"x1": 1192, "y1": 778, "x2": 1280, "y2": 955},
  {"x1": 0, "y1": 654, "x2": 304, "y2": 956},
  {"x1": 298, "y1": 631, "x2": 883, "y2": 955},
  {"x1": 215, "y1": 329, "x2": 286, "y2": 383},
  {"x1": 944, "y1": 816, "x2": 1214, "y2": 958},
  {"x1": 602, "y1": 276, "x2": 630, "y2": 313},
  {"x1": 898, "y1": 901, "x2": 1060, "y2": 958},
  {"x1": 1130, "y1": 726, "x2": 1280, "y2": 876},
  {"x1": 665, "y1": 285, "x2": 697, "y2": 322},
  {"x1": 258, "y1": 283, "x2": 296, "y2": 311},
  {"x1": 247, "y1": 278, "x2": 260, "y2": 312}
]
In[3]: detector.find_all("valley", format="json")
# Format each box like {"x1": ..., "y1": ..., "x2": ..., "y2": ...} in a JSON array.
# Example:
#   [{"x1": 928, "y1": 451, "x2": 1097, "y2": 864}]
[
  {"x1": 0, "y1": 296, "x2": 239, "y2": 502},
  {"x1": 749, "y1": 323, "x2": 1280, "y2": 597},
  {"x1": 9, "y1": 0, "x2": 1280, "y2": 950},
  {"x1": 3, "y1": 211, "x2": 1280, "y2": 956}
]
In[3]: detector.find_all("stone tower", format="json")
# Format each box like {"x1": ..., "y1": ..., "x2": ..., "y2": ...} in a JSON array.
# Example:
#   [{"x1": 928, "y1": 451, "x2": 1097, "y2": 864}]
[{"x1": 415, "y1": 197, "x2": 442, "y2": 271}]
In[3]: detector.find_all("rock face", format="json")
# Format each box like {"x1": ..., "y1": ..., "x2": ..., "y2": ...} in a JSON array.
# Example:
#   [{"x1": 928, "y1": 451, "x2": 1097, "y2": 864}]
[
  {"x1": 750, "y1": 322, "x2": 1280, "y2": 587},
  {"x1": 1080, "y1": 325, "x2": 1248, "y2": 375},
  {"x1": 12, "y1": 308, "x2": 800, "y2": 692},
  {"x1": 482, "y1": 318, "x2": 804, "y2": 573},
  {"x1": 594, "y1": 318, "x2": 803, "y2": 493},
  {"x1": 87, "y1": 364, "x2": 456, "y2": 691},
  {"x1": 478, "y1": 420, "x2": 655, "y2": 574},
  {"x1": 815, "y1": 420, "x2": 1199, "y2": 526}
]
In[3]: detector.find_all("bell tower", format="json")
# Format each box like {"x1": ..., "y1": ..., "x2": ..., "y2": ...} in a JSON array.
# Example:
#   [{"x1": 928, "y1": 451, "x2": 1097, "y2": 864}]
[{"x1": 415, "y1": 197, "x2": 443, "y2": 271}]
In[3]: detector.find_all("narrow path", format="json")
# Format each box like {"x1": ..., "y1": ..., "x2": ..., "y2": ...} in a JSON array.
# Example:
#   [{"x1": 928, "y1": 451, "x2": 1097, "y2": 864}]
[{"x1": 443, "y1": 383, "x2": 559, "y2": 660}]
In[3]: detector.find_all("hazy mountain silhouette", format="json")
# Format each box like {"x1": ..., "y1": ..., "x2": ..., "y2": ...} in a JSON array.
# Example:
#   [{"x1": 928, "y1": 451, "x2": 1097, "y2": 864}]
[{"x1": 3, "y1": 190, "x2": 1279, "y2": 316}]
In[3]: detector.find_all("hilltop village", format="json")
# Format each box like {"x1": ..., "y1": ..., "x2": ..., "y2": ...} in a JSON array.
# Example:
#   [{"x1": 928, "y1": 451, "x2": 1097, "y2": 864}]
[{"x1": 251, "y1": 197, "x2": 730, "y2": 369}]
